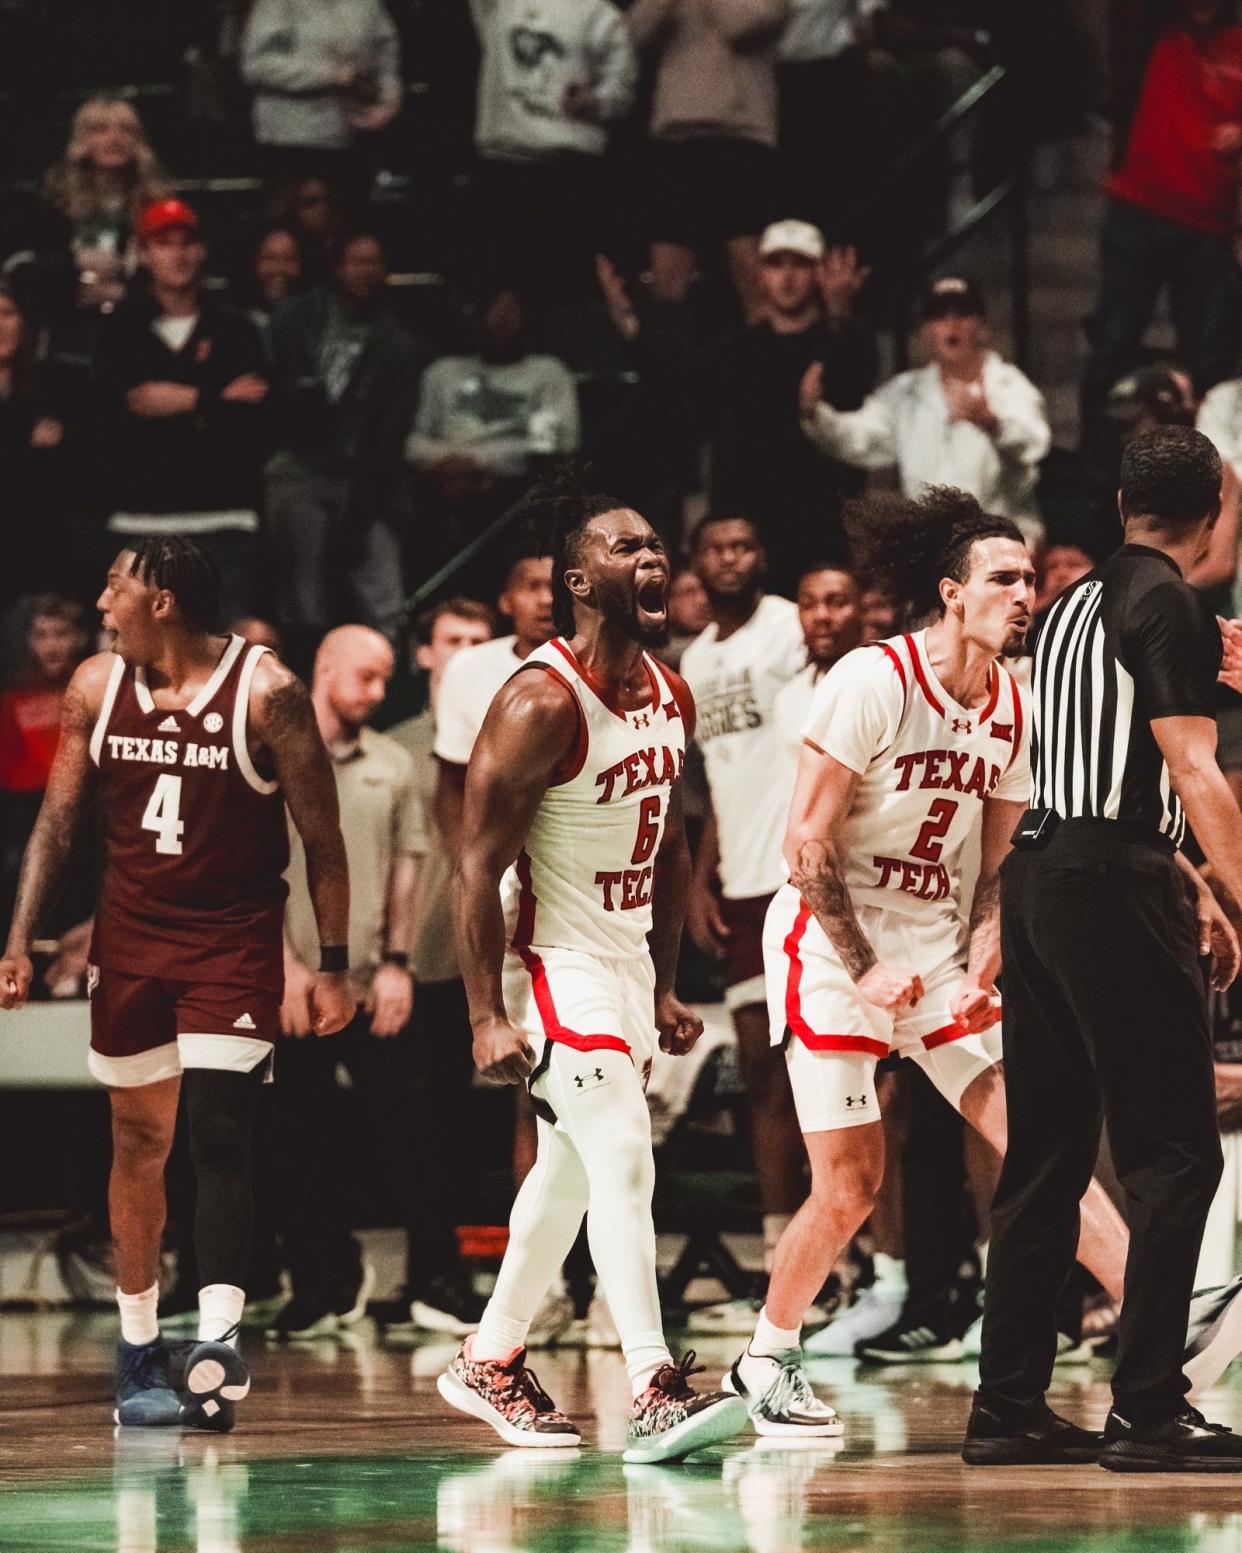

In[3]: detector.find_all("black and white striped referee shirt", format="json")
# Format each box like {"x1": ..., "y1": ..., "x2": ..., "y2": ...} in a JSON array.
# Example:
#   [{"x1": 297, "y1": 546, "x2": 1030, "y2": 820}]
[{"x1": 1030, "y1": 544, "x2": 1221, "y2": 846}]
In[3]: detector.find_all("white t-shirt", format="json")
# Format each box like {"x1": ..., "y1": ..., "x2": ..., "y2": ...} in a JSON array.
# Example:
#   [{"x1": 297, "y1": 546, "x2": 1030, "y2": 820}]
[
  {"x1": 433, "y1": 635, "x2": 524, "y2": 765},
  {"x1": 800, "y1": 630, "x2": 1030, "y2": 922},
  {"x1": 681, "y1": 594, "x2": 805, "y2": 899}
]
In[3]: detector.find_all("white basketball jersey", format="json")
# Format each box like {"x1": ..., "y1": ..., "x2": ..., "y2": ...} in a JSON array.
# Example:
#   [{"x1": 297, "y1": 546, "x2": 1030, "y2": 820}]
[
  {"x1": 500, "y1": 639, "x2": 688, "y2": 961},
  {"x1": 799, "y1": 631, "x2": 1031, "y2": 921},
  {"x1": 680, "y1": 594, "x2": 804, "y2": 899}
]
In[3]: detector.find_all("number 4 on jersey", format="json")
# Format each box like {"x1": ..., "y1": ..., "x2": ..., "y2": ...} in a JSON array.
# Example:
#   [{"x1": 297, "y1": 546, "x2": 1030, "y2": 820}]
[{"x1": 142, "y1": 773, "x2": 185, "y2": 855}]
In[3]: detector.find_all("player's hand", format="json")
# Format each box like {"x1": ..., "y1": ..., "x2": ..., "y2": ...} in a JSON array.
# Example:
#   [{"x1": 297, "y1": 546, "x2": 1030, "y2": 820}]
[
  {"x1": 366, "y1": 961, "x2": 413, "y2": 1037},
  {"x1": 1196, "y1": 885, "x2": 1241, "y2": 990},
  {"x1": 686, "y1": 878, "x2": 728, "y2": 957},
  {"x1": 310, "y1": 971, "x2": 356, "y2": 1036},
  {"x1": 473, "y1": 1016, "x2": 536, "y2": 1085},
  {"x1": 855, "y1": 962, "x2": 923, "y2": 1014},
  {"x1": 656, "y1": 991, "x2": 703, "y2": 1056},
  {"x1": 279, "y1": 958, "x2": 316, "y2": 1036},
  {"x1": 949, "y1": 977, "x2": 1001, "y2": 1034},
  {"x1": 126, "y1": 382, "x2": 198, "y2": 418},
  {"x1": 0, "y1": 953, "x2": 33, "y2": 1011},
  {"x1": 799, "y1": 361, "x2": 824, "y2": 419}
]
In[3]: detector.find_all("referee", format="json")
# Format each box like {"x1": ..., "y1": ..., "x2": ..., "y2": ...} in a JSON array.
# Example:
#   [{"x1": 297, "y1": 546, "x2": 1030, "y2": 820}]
[{"x1": 966, "y1": 426, "x2": 1242, "y2": 1472}]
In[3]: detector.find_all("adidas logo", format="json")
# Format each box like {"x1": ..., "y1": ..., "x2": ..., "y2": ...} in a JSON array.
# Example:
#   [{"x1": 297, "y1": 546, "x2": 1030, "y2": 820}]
[
  {"x1": 232, "y1": 1012, "x2": 256, "y2": 1031},
  {"x1": 158, "y1": 715, "x2": 180, "y2": 733}
]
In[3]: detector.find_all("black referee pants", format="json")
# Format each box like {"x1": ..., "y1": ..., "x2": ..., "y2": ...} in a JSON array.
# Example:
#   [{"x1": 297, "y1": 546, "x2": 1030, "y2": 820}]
[{"x1": 978, "y1": 823, "x2": 1222, "y2": 1425}]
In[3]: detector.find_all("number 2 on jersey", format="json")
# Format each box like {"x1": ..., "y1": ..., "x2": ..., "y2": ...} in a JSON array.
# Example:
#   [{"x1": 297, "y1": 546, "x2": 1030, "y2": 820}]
[
  {"x1": 142, "y1": 773, "x2": 185, "y2": 855},
  {"x1": 911, "y1": 796, "x2": 958, "y2": 862}
]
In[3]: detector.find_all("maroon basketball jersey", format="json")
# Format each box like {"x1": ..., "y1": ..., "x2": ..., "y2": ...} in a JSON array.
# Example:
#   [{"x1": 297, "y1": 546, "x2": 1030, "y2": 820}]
[{"x1": 88, "y1": 635, "x2": 288, "y2": 991}]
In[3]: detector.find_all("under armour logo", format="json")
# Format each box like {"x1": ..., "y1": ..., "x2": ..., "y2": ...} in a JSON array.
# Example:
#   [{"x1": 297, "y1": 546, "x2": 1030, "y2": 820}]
[
  {"x1": 632, "y1": 712, "x2": 650, "y2": 729},
  {"x1": 991, "y1": 721, "x2": 1013, "y2": 742},
  {"x1": 845, "y1": 1094, "x2": 868, "y2": 1109},
  {"x1": 574, "y1": 1067, "x2": 605, "y2": 1090},
  {"x1": 951, "y1": 718, "x2": 973, "y2": 735}
]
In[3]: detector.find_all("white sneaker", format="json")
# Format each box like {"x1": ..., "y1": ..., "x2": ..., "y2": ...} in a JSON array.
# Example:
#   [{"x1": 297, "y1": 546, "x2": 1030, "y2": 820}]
[
  {"x1": 724, "y1": 1349, "x2": 845, "y2": 1438},
  {"x1": 804, "y1": 1284, "x2": 906, "y2": 1357}
]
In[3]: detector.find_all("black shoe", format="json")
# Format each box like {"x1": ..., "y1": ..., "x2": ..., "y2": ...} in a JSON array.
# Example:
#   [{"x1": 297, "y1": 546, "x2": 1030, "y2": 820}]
[
  {"x1": 1099, "y1": 1407, "x2": 1242, "y2": 1472},
  {"x1": 962, "y1": 1399, "x2": 1102, "y2": 1465},
  {"x1": 179, "y1": 1325, "x2": 250, "y2": 1434},
  {"x1": 858, "y1": 1317, "x2": 964, "y2": 1364},
  {"x1": 266, "y1": 1293, "x2": 340, "y2": 1340}
]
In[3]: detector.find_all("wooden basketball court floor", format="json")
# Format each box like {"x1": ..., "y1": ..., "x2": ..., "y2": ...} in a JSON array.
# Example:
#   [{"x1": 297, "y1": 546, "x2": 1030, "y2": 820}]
[{"x1": 4, "y1": 1313, "x2": 1242, "y2": 1553}]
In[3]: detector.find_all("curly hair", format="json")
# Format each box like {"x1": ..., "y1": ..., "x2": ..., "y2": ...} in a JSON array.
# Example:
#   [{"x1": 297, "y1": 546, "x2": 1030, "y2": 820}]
[
  {"x1": 1119, "y1": 426, "x2": 1222, "y2": 524},
  {"x1": 844, "y1": 487, "x2": 1024, "y2": 620},
  {"x1": 43, "y1": 97, "x2": 169, "y2": 228},
  {"x1": 523, "y1": 463, "x2": 627, "y2": 637}
]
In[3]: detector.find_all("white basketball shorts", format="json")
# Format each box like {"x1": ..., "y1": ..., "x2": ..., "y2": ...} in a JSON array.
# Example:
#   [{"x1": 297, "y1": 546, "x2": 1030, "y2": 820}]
[
  {"x1": 503, "y1": 945, "x2": 660, "y2": 1085},
  {"x1": 763, "y1": 883, "x2": 1002, "y2": 1133}
]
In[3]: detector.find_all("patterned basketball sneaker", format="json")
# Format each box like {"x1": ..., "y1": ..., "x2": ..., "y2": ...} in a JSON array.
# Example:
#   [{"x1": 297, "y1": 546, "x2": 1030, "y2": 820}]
[
  {"x1": 114, "y1": 1338, "x2": 183, "y2": 1427},
  {"x1": 724, "y1": 1349, "x2": 845, "y2": 1438},
  {"x1": 437, "y1": 1338, "x2": 581, "y2": 1447},
  {"x1": 623, "y1": 1352, "x2": 749, "y2": 1464},
  {"x1": 177, "y1": 1325, "x2": 250, "y2": 1433}
]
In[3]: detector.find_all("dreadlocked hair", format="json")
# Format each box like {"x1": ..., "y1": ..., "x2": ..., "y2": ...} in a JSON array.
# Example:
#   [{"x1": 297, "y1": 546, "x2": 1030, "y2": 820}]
[
  {"x1": 844, "y1": 487, "x2": 1023, "y2": 621},
  {"x1": 126, "y1": 535, "x2": 221, "y2": 632},
  {"x1": 525, "y1": 462, "x2": 627, "y2": 637}
]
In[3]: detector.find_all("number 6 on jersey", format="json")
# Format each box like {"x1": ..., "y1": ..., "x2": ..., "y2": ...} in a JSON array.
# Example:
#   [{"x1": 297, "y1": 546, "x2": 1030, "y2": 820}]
[{"x1": 142, "y1": 773, "x2": 185, "y2": 855}]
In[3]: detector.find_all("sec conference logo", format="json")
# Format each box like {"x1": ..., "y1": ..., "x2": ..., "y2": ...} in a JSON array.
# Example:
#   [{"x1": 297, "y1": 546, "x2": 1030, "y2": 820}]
[{"x1": 204, "y1": 712, "x2": 224, "y2": 733}]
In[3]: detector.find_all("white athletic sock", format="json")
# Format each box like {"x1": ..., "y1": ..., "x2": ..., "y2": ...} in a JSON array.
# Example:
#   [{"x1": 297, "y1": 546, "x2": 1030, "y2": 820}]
[
  {"x1": 749, "y1": 1306, "x2": 802, "y2": 1358},
  {"x1": 763, "y1": 1214, "x2": 794, "y2": 1272},
  {"x1": 472, "y1": 1310, "x2": 532, "y2": 1362},
  {"x1": 977, "y1": 1240, "x2": 990, "y2": 1280},
  {"x1": 627, "y1": 1336, "x2": 675, "y2": 1399},
  {"x1": 198, "y1": 1283, "x2": 245, "y2": 1343},
  {"x1": 872, "y1": 1253, "x2": 907, "y2": 1291},
  {"x1": 117, "y1": 1283, "x2": 160, "y2": 1347}
]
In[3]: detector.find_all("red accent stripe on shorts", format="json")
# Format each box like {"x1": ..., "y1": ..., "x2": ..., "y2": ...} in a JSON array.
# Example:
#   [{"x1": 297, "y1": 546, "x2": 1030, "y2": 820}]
[
  {"x1": 512, "y1": 849, "x2": 537, "y2": 949},
  {"x1": 783, "y1": 900, "x2": 890, "y2": 1060},
  {"x1": 518, "y1": 947, "x2": 631, "y2": 1056},
  {"x1": 921, "y1": 1006, "x2": 1000, "y2": 1050},
  {"x1": 904, "y1": 634, "x2": 945, "y2": 718}
]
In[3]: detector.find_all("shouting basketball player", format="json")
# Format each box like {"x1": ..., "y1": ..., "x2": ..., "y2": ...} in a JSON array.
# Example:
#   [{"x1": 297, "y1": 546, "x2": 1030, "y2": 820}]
[
  {"x1": 722, "y1": 489, "x2": 1136, "y2": 1454},
  {"x1": 0, "y1": 539, "x2": 354, "y2": 1430},
  {"x1": 437, "y1": 470, "x2": 748, "y2": 1463}
]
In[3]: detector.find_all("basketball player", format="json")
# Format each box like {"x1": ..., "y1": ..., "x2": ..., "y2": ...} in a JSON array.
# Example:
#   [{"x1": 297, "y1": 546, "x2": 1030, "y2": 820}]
[
  {"x1": 0, "y1": 538, "x2": 353, "y2": 1429},
  {"x1": 681, "y1": 515, "x2": 808, "y2": 1324},
  {"x1": 723, "y1": 489, "x2": 1131, "y2": 1450},
  {"x1": 438, "y1": 472, "x2": 747, "y2": 1462}
]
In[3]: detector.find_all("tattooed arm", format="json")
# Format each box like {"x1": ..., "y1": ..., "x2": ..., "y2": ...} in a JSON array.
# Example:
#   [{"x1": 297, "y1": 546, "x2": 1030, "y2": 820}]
[
  {"x1": 250, "y1": 656, "x2": 354, "y2": 1035},
  {"x1": 0, "y1": 655, "x2": 110, "y2": 1008},
  {"x1": 950, "y1": 797, "x2": 1025, "y2": 1033},
  {"x1": 784, "y1": 742, "x2": 924, "y2": 1014}
]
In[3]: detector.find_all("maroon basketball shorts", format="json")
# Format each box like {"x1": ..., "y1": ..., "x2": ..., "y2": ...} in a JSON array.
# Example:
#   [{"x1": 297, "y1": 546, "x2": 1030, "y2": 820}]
[
  {"x1": 87, "y1": 965, "x2": 279, "y2": 1088},
  {"x1": 720, "y1": 892, "x2": 775, "y2": 1012}
]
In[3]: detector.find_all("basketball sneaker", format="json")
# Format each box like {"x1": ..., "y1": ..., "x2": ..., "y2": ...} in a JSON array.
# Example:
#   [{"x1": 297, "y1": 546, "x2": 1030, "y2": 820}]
[
  {"x1": 178, "y1": 1325, "x2": 250, "y2": 1433},
  {"x1": 857, "y1": 1315, "x2": 964, "y2": 1364},
  {"x1": 805, "y1": 1282, "x2": 907, "y2": 1357},
  {"x1": 961, "y1": 1398, "x2": 1103, "y2": 1466},
  {"x1": 623, "y1": 1352, "x2": 749, "y2": 1464},
  {"x1": 114, "y1": 1338, "x2": 183, "y2": 1427},
  {"x1": 437, "y1": 1337, "x2": 581, "y2": 1447},
  {"x1": 723, "y1": 1348, "x2": 845, "y2": 1438},
  {"x1": 370, "y1": 1275, "x2": 485, "y2": 1336}
]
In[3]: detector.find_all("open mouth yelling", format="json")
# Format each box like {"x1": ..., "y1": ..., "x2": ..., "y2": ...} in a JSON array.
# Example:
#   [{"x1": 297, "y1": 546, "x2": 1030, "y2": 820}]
[{"x1": 636, "y1": 571, "x2": 668, "y2": 625}]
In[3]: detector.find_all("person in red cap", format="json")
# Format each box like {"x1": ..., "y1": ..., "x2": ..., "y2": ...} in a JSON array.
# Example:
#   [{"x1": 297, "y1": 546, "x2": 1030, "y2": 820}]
[{"x1": 93, "y1": 199, "x2": 272, "y2": 625}]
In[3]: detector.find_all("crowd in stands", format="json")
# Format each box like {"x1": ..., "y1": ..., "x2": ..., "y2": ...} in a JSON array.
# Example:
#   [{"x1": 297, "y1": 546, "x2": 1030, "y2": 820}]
[{"x1": 8, "y1": 0, "x2": 1242, "y2": 1343}]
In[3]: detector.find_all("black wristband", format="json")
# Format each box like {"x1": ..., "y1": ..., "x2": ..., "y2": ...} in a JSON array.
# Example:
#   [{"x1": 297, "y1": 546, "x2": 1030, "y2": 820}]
[
  {"x1": 319, "y1": 945, "x2": 349, "y2": 973},
  {"x1": 382, "y1": 951, "x2": 410, "y2": 970}
]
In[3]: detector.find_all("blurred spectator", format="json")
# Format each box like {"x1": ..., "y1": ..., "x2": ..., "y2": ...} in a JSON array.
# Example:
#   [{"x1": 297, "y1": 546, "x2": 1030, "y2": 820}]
[
  {"x1": 238, "y1": 225, "x2": 308, "y2": 337},
  {"x1": 93, "y1": 199, "x2": 270, "y2": 624},
  {"x1": 661, "y1": 559, "x2": 714, "y2": 668},
  {"x1": 408, "y1": 282, "x2": 579, "y2": 576},
  {"x1": 266, "y1": 230, "x2": 425, "y2": 660},
  {"x1": 0, "y1": 277, "x2": 85, "y2": 615},
  {"x1": 596, "y1": 220, "x2": 877, "y2": 590},
  {"x1": 1035, "y1": 541, "x2": 1094, "y2": 613},
  {"x1": 628, "y1": 0, "x2": 792, "y2": 322},
  {"x1": 0, "y1": 596, "x2": 90, "y2": 940},
  {"x1": 1082, "y1": 0, "x2": 1242, "y2": 421},
  {"x1": 800, "y1": 275, "x2": 1050, "y2": 543},
  {"x1": 383, "y1": 597, "x2": 498, "y2": 1329},
  {"x1": 1106, "y1": 360, "x2": 1198, "y2": 437},
  {"x1": 240, "y1": 0, "x2": 402, "y2": 201},
  {"x1": 33, "y1": 97, "x2": 170, "y2": 321},
  {"x1": 273, "y1": 625, "x2": 485, "y2": 1337},
  {"x1": 469, "y1": 0, "x2": 637, "y2": 303},
  {"x1": 857, "y1": 576, "x2": 900, "y2": 637},
  {"x1": 266, "y1": 177, "x2": 347, "y2": 284}
]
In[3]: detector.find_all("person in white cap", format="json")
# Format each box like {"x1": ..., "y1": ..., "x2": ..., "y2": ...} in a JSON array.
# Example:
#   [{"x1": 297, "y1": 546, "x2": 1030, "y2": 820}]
[
  {"x1": 596, "y1": 218, "x2": 877, "y2": 592},
  {"x1": 799, "y1": 275, "x2": 1050, "y2": 546}
]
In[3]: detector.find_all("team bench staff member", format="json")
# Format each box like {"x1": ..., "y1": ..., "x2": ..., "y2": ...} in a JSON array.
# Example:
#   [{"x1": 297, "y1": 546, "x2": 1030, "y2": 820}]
[{"x1": 967, "y1": 427, "x2": 1242, "y2": 1472}]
